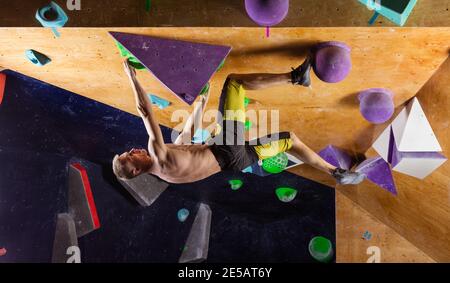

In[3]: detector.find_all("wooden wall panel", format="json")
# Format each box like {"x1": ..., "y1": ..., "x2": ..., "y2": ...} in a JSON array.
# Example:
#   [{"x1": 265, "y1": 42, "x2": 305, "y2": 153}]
[
  {"x1": 339, "y1": 56, "x2": 450, "y2": 262},
  {"x1": 336, "y1": 191, "x2": 435, "y2": 263}
]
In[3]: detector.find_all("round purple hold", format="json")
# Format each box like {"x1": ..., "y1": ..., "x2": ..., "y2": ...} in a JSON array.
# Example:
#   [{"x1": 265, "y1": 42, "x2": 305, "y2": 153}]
[
  {"x1": 313, "y1": 41, "x2": 352, "y2": 83},
  {"x1": 358, "y1": 88, "x2": 395, "y2": 124},
  {"x1": 245, "y1": 0, "x2": 289, "y2": 27}
]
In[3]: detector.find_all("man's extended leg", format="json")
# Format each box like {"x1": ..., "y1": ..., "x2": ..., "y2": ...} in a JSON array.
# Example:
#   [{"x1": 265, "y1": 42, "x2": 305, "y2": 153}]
[
  {"x1": 287, "y1": 132, "x2": 336, "y2": 174},
  {"x1": 228, "y1": 56, "x2": 312, "y2": 89},
  {"x1": 252, "y1": 132, "x2": 365, "y2": 185},
  {"x1": 288, "y1": 132, "x2": 365, "y2": 185}
]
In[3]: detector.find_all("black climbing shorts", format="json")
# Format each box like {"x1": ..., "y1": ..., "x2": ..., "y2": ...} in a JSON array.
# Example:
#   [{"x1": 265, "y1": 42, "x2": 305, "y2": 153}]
[{"x1": 208, "y1": 78, "x2": 293, "y2": 171}]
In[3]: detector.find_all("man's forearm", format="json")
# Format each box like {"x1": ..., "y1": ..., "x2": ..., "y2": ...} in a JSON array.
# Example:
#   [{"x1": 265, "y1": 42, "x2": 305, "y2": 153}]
[
  {"x1": 130, "y1": 76, "x2": 152, "y2": 116},
  {"x1": 127, "y1": 74, "x2": 165, "y2": 146},
  {"x1": 175, "y1": 91, "x2": 210, "y2": 144}
]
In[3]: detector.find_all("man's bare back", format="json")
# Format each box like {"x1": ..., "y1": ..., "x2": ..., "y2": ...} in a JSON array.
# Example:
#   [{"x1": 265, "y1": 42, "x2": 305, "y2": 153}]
[{"x1": 149, "y1": 144, "x2": 221, "y2": 184}]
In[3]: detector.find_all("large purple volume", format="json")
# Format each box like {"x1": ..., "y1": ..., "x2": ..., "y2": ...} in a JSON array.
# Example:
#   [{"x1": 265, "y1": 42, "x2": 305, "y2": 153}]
[
  {"x1": 356, "y1": 157, "x2": 397, "y2": 195},
  {"x1": 318, "y1": 145, "x2": 353, "y2": 170},
  {"x1": 110, "y1": 32, "x2": 231, "y2": 105}
]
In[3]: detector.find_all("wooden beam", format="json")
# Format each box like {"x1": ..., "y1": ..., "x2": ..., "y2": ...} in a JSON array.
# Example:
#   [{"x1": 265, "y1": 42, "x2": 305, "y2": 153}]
[{"x1": 1, "y1": 0, "x2": 449, "y2": 27}]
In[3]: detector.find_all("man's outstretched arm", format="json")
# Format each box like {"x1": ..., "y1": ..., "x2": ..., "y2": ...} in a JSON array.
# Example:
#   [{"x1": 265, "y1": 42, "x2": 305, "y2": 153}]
[
  {"x1": 123, "y1": 61, "x2": 167, "y2": 159},
  {"x1": 173, "y1": 85, "x2": 211, "y2": 145}
]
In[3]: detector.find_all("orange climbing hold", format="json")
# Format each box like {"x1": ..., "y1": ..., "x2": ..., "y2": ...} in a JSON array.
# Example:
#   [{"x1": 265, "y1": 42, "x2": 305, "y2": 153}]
[{"x1": 0, "y1": 73, "x2": 6, "y2": 105}]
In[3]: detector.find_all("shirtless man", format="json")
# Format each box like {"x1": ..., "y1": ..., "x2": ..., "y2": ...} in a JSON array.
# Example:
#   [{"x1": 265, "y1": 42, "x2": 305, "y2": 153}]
[{"x1": 112, "y1": 59, "x2": 365, "y2": 185}]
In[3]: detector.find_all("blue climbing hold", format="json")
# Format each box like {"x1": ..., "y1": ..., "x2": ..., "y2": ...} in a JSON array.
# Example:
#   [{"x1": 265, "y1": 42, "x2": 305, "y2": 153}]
[
  {"x1": 148, "y1": 94, "x2": 171, "y2": 109},
  {"x1": 177, "y1": 208, "x2": 190, "y2": 222},
  {"x1": 35, "y1": 1, "x2": 68, "y2": 38},
  {"x1": 192, "y1": 128, "x2": 210, "y2": 144},
  {"x1": 242, "y1": 166, "x2": 253, "y2": 174},
  {"x1": 25, "y1": 50, "x2": 51, "y2": 66}
]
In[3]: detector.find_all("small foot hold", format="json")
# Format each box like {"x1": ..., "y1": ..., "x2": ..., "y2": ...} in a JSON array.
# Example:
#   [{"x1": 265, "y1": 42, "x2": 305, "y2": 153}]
[
  {"x1": 291, "y1": 55, "x2": 312, "y2": 87},
  {"x1": 229, "y1": 179, "x2": 243, "y2": 190},
  {"x1": 177, "y1": 208, "x2": 190, "y2": 222},
  {"x1": 332, "y1": 168, "x2": 365, "y2": 185},
  {"x1": 275, "y1": 187, "x2": 298, "y2": 203}
]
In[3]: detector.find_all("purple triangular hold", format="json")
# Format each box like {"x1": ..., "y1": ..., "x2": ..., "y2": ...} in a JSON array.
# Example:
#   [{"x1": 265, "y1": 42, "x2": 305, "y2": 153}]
[
  {"x1": 318, "y1": 145, "x2": 353, "y2": 170},
  {"x1": 356, "y1": 157, "x2": 397, "y2": 195},
  {"x1": 110, "y1": 31, "x2": 232, "y2": 105}
]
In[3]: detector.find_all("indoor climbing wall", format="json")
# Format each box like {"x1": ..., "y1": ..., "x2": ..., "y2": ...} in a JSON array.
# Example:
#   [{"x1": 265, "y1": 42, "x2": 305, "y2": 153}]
[
  {"x1": 0, "y1": 70, "x2": 335, "y2": 262},
  {"x1": 0, "y1": 0, "x2": 449, "y2": 265}
]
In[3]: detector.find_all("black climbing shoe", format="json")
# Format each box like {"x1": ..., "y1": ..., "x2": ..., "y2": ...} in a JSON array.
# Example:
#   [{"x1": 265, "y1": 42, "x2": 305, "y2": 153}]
[
  {"x1": 291, "y1": 55, "x2": 312, "y2": 87},
  {"x1": 332, "y1": 168, "x2": 366, "y2": 185}
]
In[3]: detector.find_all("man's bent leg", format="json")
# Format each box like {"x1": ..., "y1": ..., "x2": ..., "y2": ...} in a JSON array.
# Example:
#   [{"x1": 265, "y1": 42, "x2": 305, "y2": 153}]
[
  {"x1": 288, "y1": 133, "x2": 365, "y2": 185},
  {"x1": 287, "y1": 132, "x2": 336, "y2": 174},
  {"x1": 252, "y1": 132, "x2": 365, "y2": 185},
  {"x1": 251, "y1": 131, "x2": 333, "y2": 174}
]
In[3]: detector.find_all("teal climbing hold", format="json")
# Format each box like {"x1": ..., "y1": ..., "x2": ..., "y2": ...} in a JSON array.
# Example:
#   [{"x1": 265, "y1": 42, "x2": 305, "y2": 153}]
[
  {"x1": 308, "y1": 236, "x2": 334, "y2": 263},
  {"x1": 115, "y1": 41, "x2": 146, "y2": 70},
  {"x1": 242, "y1": 166, "x2": 253, "y2": 174},
  {"x1": 262, "y1": 152, "x2": 288, "y2": 174},
  {"x1": 359, "y1": 0, "x2": 417, "y2": 26},
  {"x1": 228, "y1": 179, "x2": 243, "y2": 190},
  {"x1": 192, "y1": 128, "x2": 210, "y2": 144},
  {"x1": 148, "y1": 94, "x2": 171, "y2": 109},
  {"x1": 25, "y1": 49, "x2": 51, "y2": 66},
  {"x1": 275, "y1": 187, "x2": 298, "y2": 202},
  {"x1": 177, "y1": 208, "x2": 190, "y2": 222},
  {"x1": 35, "y1": 1, "x2": 68, "y2": 38}
]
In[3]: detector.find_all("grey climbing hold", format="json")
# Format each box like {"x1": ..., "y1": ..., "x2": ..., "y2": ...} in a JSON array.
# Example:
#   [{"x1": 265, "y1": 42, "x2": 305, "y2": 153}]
[
  {"x1": 52, "y1": 213, "x2": 78, "y2": 263},
  {"x1": 68, "y1": 163, "x2": 99, "y2": 237},
  {"x1": 118, "y1": 173, "x2": 169, "y2": 207},
  {"x1": 179, "y1": 203, "x2": 212, "y2": 263}
]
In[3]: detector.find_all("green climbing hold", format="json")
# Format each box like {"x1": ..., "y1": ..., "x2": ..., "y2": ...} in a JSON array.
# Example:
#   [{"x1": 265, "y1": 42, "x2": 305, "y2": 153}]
[
  {"x1": 275, "y1": 187, "x2": 298, "y2": 202},
  {"x1": 216, "y1": 59, "x2": 225, "y2": 71},
  {"x1": 228, "y1": 179, "x2": 243, "y2": 190},
  {"x1": 127, "y1": 58, "x2": 146, "y2": 70},
  {"x1": 244, "y1": 97, "x2": 250, "y2": 108},
  {"x1": 115, "y1": 41, "x2": 145, "y2": 70},
  {"x1": 244, "y1": 120, "x2": 252, "y2": 131},
  {"x1": 200, "y1": 82, "x2": 210, "y2": 95},
  {"x1": 308, "y1": 236, "x2": 334, "y2": 263},
  {"x1": 262, "y1": 152, "x2": 288, "y2": 174}
]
